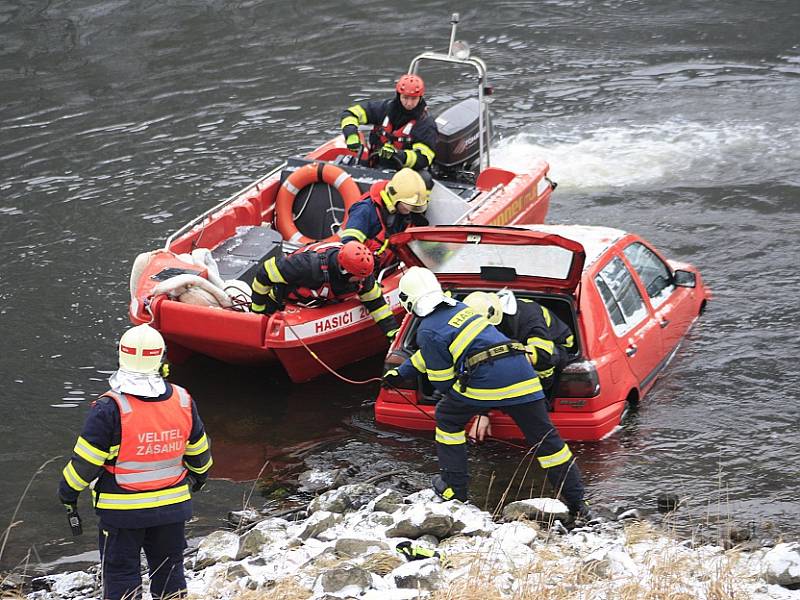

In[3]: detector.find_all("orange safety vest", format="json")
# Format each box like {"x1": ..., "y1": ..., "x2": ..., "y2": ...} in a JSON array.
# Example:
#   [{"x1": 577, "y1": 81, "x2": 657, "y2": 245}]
[
  {"x1": 103, "y1": 386, "x2": 193, "y2": 492},
  {"x1": 375, "y1": 116, "x2": 416, "y2": 150}
]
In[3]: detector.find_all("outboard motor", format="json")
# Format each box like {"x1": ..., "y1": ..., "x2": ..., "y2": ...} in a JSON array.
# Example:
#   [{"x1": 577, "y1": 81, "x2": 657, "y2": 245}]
[{"x1": 432, "y1": 98, "x2": 486, "y2": 183}]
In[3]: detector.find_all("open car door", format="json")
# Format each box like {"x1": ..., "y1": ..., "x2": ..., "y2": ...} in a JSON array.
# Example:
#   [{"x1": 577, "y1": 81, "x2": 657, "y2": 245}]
[{"x1": 390, "y1": 225, "x2": 586, "y2": 294}]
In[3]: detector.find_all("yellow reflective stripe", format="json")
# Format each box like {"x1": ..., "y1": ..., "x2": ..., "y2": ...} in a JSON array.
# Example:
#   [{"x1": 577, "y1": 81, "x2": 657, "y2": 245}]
[
  {"x1": 435, "y1": 428, "x2": 466, "y2": 445},
  {"x1": 524, "y1": 345, "x2": 538, "y2": 365},
  {"x1": 375, "y1": 239, "x2": 390, "y2": 255},
  {"x1": 340, "y1": 228, "x2": 367, "y2": 243},
  {"x1": 185, "y1": 456, "x2": 213, "y2": 475},
  {"x1": 108, "y1": 445, "x2": 120, "y2": 459},
  {"x1": 184, "y1": 434, "x2": 209, "y2": 456},
  {"x1": 403, "y1": 150, "x2": 417, "y2": 168},
  {"x1": 62, "y1": 462, "x2": 89, "y2": 491},
  {"x1": 74, "y1": 436, "x2": 109, "y2": 466},
  {"x1": 455, "y1": 377, "x2": 543, "y2": 401},
  {"x1": 341, "y1": 115, "x2": 360, "y2": 128},
  {"x1": 427, "y1": 366, "x2": 455, "y2": 382},
  {"x1": 542, "y1": 306, "x2": 552, "y2": 327},
  {"x1": 538, "y1": 367, "x2": 555, "y2": 379},
  {"x1": 348, "y1": 104, "x2": 368, "y2": 124},
  {"x1": 264, "y1": 257, "x2": 286, "y2": 284},
  {"x1": 412, "y1": 141, "x2": 436, "y2": 163},
  {"x1": 369, "y1": 304, "x2": 393, "y2": 322},
  {"x1": 358, "y1": 283, "x2": 382, "y2": 302},
  {"x1": 252, "y1": 279, "x2": 270, "y2": 294},
  {"x1": 251, "y1": 303, "x2": 266, "y2": 312},
  {"x1": 95, "y1": 485, "x2": 191, "y2": 510},
  {"x1": 410, "y1": 351, "x2": 427, "y2": 373},
  {"x1": 528, "y1": 337, "x2": 555, "y2": 355},
  {"x1": 537, "y1": 444, "x2": 573, "y2": 469},
  {"x1": 449, "y1": 316, "x2": 490, "y2": 362},
  {"x1": 564, "y1": 335, "x2": 575, "y2": 349}
]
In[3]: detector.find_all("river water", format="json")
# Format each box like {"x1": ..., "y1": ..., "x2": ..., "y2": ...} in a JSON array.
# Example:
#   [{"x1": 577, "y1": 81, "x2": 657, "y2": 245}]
[{"x1": 1, "y1": 0, "x2": 798, "y2": 571}]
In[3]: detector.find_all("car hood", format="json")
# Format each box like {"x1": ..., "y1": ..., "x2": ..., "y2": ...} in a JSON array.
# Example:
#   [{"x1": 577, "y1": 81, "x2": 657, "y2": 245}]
[{"x1": 390, "y1": 225, "x2": 586, "y2": 294}]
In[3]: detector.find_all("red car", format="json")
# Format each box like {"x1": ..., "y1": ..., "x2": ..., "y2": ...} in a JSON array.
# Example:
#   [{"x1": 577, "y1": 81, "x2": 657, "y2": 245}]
[{"x1": 375, "y1": 224, "x2": 711, "y2": 441}]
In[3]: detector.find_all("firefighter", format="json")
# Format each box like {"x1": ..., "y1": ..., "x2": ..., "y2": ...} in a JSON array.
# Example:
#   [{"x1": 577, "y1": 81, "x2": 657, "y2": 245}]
[
  {"x1": 250, "y1": 240, "x2": 398, "y2": 339},
  {"x1": 340, "y1": 73, "x2": 438, "y2": 171},
  {"x1": 339, "y1": 168, "x2": 430, "y2": 270},
  {"x1": 58, "y1": 324, "x2": 213, "y2": 600},
  {"x1": 383, "y1": 267, "x2": 590, "y2": 520}
]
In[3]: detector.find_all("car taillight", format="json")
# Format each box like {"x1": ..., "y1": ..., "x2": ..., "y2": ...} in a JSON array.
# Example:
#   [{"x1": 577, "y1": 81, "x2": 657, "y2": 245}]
[
  {"x1": 558, "y1": 360, "x2": 600, "y2": 397},
  {"x1": 383, "y1": 350, "x2": 407, "y2": 371}
]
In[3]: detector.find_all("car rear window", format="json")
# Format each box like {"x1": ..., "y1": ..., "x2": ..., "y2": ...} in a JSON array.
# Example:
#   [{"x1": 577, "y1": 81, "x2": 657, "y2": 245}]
[{"x1": 408, "y1": 240, "x2": 575, "y2": 279}]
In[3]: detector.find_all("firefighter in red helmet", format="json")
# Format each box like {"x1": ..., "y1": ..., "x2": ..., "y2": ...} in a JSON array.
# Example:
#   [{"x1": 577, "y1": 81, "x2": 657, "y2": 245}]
[
  {"x1": 250, "y1": 241, "x2": 399, "y2": 339},
  {"x1": 58, "y1": 324, "x2": 213, "y2": 600},
  {"x1": 340, "y1": 73, "x2": 438, "y2": 171}
]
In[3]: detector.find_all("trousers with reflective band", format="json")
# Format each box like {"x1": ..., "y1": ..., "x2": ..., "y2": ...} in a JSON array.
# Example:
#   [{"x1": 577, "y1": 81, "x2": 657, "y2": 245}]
[
  {"x1": 103, "y1": 386, "x2": 192, "y2": 492},
  {"x1": 434, "y1": 392, "x2": 585, "y2": 507}
]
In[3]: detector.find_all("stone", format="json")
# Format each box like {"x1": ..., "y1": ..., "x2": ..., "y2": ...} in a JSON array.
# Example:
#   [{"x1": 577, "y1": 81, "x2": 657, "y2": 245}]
[
  {"x1": 236, "y1": 518, "x2": 289, "y2": 559},
  {"x1": 315, "y1": 565, "x2": 372, "y2": 594},
  {"x1": 298, "y1": 510, "x2": 342, "y2": 540},
  {"x1": 49, "y1": 571, "x2": 95, "y2": 595},
  {"x1": 502, "y1": 498, "x2": 570, "y2": 523},
  {"x1": 228, "y1": 508, "x2": 262, "y2": 527},
  {"x1": 309, "y1": 483, "x2": 382, "y2": 514},
  {"x1": 298, "y1": 468, "x2": 348, "y2": 493},
  {"x1": 491, "y1": 521, "x2": 538, "y2": 547},
  {"x1": 385, "y1": 504, "x2": 455, "y2": 539},
  {"x1": 222, "y1": 563, "x2": 251, "y2": 581},
  {"x1": 335, "y1": 537, "x2": 391, "y2": 557},
  {"x1": 390, "y1": 558, "x2": 444, "y2": 591},
  {"x1": 761, "y1": 542, "x2": 800, "y2": 587},
  {"x1": 194, "y1": 530, "x2": 240, "y2": 569},
  {"x1": 373, "y1": 489, "x2": 405, "y2": 513}
]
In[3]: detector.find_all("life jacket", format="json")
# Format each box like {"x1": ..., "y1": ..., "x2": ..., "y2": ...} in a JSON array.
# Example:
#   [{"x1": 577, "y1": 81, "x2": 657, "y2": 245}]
[
  {"x1": 289, "y1": 241, "x2": 342, "y2": 301},
  {"x1": 374, "y1": 116, "x2": 416, "y2": 151},
  {"x1": 103, "y1": 386, "x2": 193, "y2": 492}
]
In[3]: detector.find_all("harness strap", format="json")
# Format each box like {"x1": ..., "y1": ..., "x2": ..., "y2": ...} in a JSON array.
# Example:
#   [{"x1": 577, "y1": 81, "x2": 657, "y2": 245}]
[{"x1": 464, "y1": 342, "x2": 528, "y2": 369}]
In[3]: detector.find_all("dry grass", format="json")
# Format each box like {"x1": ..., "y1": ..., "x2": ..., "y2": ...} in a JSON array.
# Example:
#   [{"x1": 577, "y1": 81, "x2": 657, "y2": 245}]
[{"x1": 230, "y1": 577, "x2": 311, "y2": 600}]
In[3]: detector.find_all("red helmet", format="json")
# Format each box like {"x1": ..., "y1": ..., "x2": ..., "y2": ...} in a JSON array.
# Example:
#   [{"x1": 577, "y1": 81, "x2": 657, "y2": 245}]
[
  {"x1": 396, "y1": 74, "x2": 425, "y2": 97},
  {"x1": 338, "y1": 241, "x2": 374, "y2": 278}
]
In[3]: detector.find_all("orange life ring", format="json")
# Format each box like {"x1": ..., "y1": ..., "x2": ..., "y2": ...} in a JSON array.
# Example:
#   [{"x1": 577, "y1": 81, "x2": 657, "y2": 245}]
[{"x1": 275, "y1": 163, "x2": 362, "y2": 245}]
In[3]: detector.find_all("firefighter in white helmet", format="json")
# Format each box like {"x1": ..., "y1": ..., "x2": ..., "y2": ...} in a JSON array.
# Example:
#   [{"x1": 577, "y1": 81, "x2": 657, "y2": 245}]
[
  {"x1": 383, "y1": 267, "x2": 590, "y2": 521},
  {"x1": 339, "y1": 168, "x2": 432, "y2": 270},
  {"x1": 58, "y1": 324, "x2": 213, "y2": 600}
]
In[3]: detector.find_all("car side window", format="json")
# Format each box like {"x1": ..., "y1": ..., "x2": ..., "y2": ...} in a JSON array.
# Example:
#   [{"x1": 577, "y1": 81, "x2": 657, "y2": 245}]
[
  {"x1": 596, "y1": 257, "x2": 648, "y2": 335},
  {"x1": 623, "y1": 242, "x2": 675, "y2": 308}
]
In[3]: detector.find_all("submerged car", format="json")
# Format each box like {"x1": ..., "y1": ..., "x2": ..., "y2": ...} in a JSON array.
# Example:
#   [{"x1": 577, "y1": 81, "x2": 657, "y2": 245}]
[{"x1": 375, "y1": 224, "x2": 710, "y2": 441}]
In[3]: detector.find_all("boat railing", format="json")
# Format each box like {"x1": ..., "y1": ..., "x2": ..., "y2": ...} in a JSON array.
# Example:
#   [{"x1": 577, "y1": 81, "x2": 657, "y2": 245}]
[
  {"x1": 456, "y1": 184, "x2": 504, "y2": 223},
  {"x1": 409, "y1": 13, "x2": 492, "y2": 171},
  {"x1": 163, "y1": 162, "x2": 286, "y2": 250}
]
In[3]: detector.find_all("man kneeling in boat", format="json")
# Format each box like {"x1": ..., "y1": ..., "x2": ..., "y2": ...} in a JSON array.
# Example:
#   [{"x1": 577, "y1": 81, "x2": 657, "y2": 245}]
[
  {"x1": 249, "y1": 241, "x2": 399, "y2": 339},
  {"x1": 339, "y1": 168, "x2": 431, "y2": 271},
  {"x1": 340, "y1": 73, "x2": 437, "y2": 171}
]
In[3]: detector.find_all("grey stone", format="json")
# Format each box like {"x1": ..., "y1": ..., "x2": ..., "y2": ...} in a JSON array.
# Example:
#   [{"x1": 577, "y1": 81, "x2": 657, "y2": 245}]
[
  {"x1": 391, "y1": 559, "x2": 444, "y2": 591},
  {"x1": 298, "y1": 468, "x2": 348, "y2": 494},
  {"x1": 194, "y1": 530, "x2": 240, "y2": 569},
  {"x1": 236, "y1": 518, "x2": 289, "y2": 559},
  {"x1": 335, "y1": 537, "x2": 390, "y2": 557},
  {"x1": 417, "y1": 534, "x2": 439, "y2": 546},
  {"x1": 761, "y1": 542, "x2": 800, "y2": 587},
  {"x1": 502, "y1": 498, "x2": 570, "y2": 523},
  {"x1": 373, "y1": 489, "x2": 405, "y2": 513},
  {"x1": 227, "y1": 508, "x2": 262, "y2": 527},
  {"x1": 308, "y1": 483, "x2": 382, "y2": 514},
  {"x1": 223, "y1": 563, "x2": 251, "y2": 581},
  {"x1": 316, "y1": 565, "x2": 372, "y2": 593},
  {"x1": 386, "y1": 506, "x2": 454, "y2": 539},
  {"x1": 298, "y1": 511, "x2": 342, "y2": 540}
]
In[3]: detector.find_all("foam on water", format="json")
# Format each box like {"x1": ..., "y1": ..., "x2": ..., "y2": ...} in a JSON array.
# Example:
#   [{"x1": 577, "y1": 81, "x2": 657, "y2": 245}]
[{"x1": 493, "y1": 119, "x2": 798, "y2": 191}]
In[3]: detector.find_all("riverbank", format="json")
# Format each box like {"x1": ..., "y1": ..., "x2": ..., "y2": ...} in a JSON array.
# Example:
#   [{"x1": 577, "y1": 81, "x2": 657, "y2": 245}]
[{"x1": 14, "y1": 467, "x2": 800, "y2": 600}]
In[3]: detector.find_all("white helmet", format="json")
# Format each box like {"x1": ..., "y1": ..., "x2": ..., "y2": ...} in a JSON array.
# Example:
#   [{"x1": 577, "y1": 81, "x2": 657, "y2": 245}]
[
  {"x1": 463, "y1": 291, "x2": 503, "y2": 326},
  {"x1": 118, "y1": 324, "x2": 165, "y2": 374},
  {"x1": 398, "y1": 266, "x2": 447, "y2": 317}
]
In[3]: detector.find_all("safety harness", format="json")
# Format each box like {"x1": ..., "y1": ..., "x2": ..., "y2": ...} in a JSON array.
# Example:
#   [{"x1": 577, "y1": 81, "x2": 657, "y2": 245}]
[{"x1": 458, "y1": 341, "x2": 530, "y2": 388}]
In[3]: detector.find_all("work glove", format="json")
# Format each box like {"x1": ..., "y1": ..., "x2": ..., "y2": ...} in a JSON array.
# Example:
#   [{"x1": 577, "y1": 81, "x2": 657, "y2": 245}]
[
  {"x1": 377, "y1": 143, "x2": 398, "y2": 161},
  {"x1": 381, "y1": 368, "x2": 401, "y2": 388},
  {"x1": 396, "y1": 541, "x2": 442, "y2": 561},
  {"x1": 61, "y1": 501, "x2": 83, "y2": 536},
  {"x1": 345, "y1": 133, "x2": 361, "y2": 152},
  {"x1": 385, "y1": 328, "x2": 399, "y2": 341}
]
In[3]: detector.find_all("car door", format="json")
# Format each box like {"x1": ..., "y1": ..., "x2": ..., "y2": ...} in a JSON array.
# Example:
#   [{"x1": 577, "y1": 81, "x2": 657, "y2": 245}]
[
  {"x1": 622, "y1": 240, "x2": 694, "y2": 357},
  {"x1": 594, "y1": 254, "x2": 663, "y2": 390}
]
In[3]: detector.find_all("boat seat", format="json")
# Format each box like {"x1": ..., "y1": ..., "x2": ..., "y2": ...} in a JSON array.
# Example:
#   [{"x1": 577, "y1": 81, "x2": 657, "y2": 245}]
[{"x1": 210, "y1": 225, "x2": 284, "y2": 283}]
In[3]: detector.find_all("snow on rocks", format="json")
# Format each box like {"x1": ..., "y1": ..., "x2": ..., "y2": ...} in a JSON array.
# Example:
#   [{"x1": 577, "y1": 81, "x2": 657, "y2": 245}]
[{"x1": 24, "y1": 470, "x2": 800, "y2": 600}]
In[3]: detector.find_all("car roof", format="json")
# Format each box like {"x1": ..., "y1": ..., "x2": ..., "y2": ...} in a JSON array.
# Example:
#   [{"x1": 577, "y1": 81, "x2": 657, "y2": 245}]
[{"x1": 514, "y1": 224, "x2": 628, "y2": 270}]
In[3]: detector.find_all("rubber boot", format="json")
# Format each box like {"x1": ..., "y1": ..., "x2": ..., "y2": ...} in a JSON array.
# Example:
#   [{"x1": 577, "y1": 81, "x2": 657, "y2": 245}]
[{"x1": 432, "y1": 475, "x2": 467, "y2": 502}]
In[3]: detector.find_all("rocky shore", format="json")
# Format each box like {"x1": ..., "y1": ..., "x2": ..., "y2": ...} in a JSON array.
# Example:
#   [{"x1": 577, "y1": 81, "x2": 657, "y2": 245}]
[{"x1": 18, "y1": 467, "x2": 800, "y2": 600}]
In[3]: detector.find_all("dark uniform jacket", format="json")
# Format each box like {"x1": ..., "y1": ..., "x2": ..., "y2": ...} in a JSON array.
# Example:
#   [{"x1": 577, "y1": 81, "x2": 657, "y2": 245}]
[
  {"x1": 396, "y1": 301, "x2": 545, "y2": 407},
  {"x1": 340, "y1": 96, "x2": 438, "y2": 170},
  {"x1": 58, "y1": 383, "x2": 212, "y2": 529},
  {"x1": 498, "y1": 298, "x2": 574, "y2": 386},
  {"x1": 250, "y1": 245, "x2": 397, "y2": 337}
]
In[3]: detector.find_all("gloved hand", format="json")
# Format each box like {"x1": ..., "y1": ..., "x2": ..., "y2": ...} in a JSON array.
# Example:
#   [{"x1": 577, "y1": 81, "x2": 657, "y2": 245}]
[
  {"x1": 385, "y1": 328, "x2": 398, "y2": 341},
  {"x1": 377, "y1": 143, "x2": 398, "y2": 161},
  {"x1": 396, "y1": 540, "x2": 442, "y2": 561},
  {"x1": 61, "y1": 501, "x2": 83, "y2": 536},
  {"x1": 345, "y1": 133, "x2": 361, "y2": 152},
  {"x1": 189, "y1": 475, "x2": 207, "y2": 493},
  {"x1": 381, "y1": 368, "x2": 401, "y2": 388}
]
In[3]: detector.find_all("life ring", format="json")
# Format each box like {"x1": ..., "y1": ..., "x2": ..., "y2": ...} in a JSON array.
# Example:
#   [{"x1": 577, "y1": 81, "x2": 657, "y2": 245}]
[{"x1": 275, "y1": 162, "x2": 362, "y2": 244}]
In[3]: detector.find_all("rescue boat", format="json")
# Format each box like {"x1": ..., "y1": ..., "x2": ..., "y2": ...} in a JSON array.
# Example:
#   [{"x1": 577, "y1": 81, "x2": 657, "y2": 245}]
[{"x1": 128, "y1": 20, "x2": 556, "y2": 383}]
